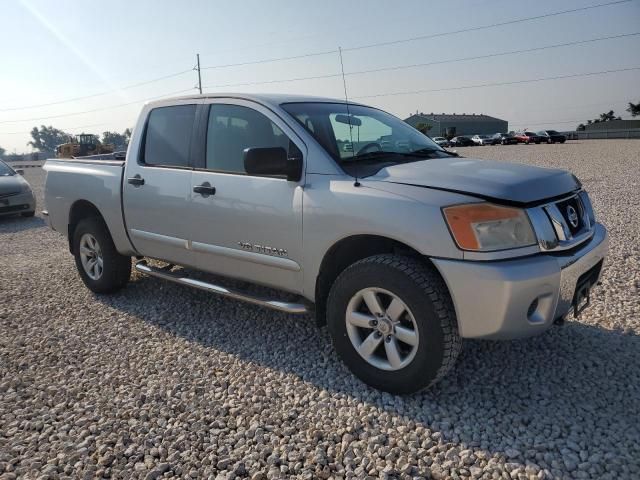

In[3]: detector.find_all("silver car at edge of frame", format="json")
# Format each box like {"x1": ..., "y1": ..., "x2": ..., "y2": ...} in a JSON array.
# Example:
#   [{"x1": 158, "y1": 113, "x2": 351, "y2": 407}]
[{"x1": 0, "y1": 160, "x2": 36, "y2": 218}]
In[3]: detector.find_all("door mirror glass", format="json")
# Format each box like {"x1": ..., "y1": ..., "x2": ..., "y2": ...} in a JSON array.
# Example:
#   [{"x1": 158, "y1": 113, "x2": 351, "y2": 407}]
[{"x1": 244, "y1": 147, "x2": 302, "y2": 181}]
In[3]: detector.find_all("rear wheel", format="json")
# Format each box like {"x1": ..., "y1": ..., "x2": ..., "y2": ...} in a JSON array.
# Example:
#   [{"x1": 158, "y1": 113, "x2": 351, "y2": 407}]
[
  {"x1": 73, "y1": 217, "x2": 131, "y2": 293},
  {"x1": 327, "y1": 254, "x2": 461, "y2": 394}
]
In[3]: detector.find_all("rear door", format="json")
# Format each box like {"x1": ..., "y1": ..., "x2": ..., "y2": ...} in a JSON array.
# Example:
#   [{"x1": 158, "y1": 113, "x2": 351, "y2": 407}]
[
  {"x1": 123, "y1": 100, "x2": 199, "y2": 265},
  {"x1": 187, "y1": 99, "x2": 306, "y2": 293}
]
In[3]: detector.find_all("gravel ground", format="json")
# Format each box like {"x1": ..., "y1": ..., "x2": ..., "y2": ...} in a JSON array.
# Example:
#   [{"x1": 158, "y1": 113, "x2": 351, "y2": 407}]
[{"x1": 1, "y1": 140, "x2": 639, "y2": 480}]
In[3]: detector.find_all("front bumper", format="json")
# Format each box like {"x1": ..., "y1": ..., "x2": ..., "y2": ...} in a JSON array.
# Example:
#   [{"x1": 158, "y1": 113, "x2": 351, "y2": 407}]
[
  {"x1": 432, "y1": 223, "x2": 609, "y2": 339},
  {"x1": 0, "y1": 191, "x2": 36, "y2": 216}
]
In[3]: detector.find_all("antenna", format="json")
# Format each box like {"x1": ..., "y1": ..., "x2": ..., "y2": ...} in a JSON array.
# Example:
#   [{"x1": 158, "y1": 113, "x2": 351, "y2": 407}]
[{"x1": 338, "y1": 47, "x2": 360, "y2": 187}]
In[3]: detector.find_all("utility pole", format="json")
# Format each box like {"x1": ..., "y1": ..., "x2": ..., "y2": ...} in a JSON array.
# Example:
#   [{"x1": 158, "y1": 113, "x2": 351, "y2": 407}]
[{"x1": 195, "y1": 53, "x2": 202, "y2": 94}]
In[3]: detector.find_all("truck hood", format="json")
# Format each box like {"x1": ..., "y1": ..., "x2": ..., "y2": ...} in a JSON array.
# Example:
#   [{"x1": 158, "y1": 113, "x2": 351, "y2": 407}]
[
  {"x1": 0, "y1": 176, "x2": 23, "y2": 196},
  {"x1": 369, "y1": 157, "x2": 580, "y2": 204}
]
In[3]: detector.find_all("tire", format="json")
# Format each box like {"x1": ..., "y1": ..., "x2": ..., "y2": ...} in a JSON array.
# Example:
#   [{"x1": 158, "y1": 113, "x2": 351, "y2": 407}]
[
  {"x1": 327, "y1": 254, "x2": 461, "y2": 394},
  {"x1": 72, "y1": 217, "x2": 131, "y2": 293},
  {"x1": 21, "y1": 211, "x2": 35, "y2": 217}
]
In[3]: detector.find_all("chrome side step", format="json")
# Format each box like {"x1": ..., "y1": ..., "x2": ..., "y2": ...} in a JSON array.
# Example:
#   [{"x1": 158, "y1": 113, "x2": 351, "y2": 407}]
[{"x1": 134, "y1": 260, "x2": 311, "y2": 314}]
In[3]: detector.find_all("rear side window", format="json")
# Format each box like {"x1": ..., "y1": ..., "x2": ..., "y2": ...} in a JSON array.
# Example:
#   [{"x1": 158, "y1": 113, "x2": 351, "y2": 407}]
[
  {"x1": 205, "y1": 104, "x2": 291, "y2": 173},
  {"x1": 143, "y1": 105, "x2": 196, "y2": 167}
]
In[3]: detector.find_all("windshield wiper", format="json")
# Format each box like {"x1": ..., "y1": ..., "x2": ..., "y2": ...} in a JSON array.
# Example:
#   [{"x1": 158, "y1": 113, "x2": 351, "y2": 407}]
[
  {"x1": 411, "y1": 147, "x2": 459, "y2": 157},
  {"x1": 347, "y1": 149, "x2": 448, "y2": 162}
]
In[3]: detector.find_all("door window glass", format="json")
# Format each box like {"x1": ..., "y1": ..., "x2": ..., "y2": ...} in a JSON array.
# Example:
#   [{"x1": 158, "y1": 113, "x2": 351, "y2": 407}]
[
  {"x1": 206, "y1": 104, "x2": 291, "y2": 173},
  {"x1": 143, "y1": 105, "x2": 196, "y2": 167}
]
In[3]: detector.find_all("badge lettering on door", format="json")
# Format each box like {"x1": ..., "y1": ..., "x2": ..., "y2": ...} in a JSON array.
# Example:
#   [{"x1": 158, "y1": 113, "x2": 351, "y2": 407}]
[{"x1": 238, "y1": 242, "x2": 288, "y2": 257}]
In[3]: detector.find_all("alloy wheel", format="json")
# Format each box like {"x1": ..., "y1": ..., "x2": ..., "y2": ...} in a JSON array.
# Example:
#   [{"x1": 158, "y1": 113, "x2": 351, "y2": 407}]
[{"x1": 345, "y1": 287, "x2": 419, "y2": 371}]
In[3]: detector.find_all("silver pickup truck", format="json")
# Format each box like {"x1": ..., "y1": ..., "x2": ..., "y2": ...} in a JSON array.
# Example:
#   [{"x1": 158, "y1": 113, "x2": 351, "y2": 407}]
[{"x1": 43, "y1": 94, "x2": 608, "y2": 393}]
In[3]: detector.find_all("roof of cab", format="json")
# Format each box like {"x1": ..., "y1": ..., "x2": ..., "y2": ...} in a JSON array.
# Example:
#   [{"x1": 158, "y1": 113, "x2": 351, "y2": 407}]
[{"x1": 145, "y1": 92, "x2": 362, "y2": 109}]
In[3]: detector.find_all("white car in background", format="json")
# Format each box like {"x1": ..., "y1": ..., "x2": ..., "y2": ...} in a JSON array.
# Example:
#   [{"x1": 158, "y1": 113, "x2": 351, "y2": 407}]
[
  {"x1": 472, "y1": 134, "x2": 494, "y2": 145},
  {"x1": 432, "y1": 137, "x2": 451, "y2": 147}
]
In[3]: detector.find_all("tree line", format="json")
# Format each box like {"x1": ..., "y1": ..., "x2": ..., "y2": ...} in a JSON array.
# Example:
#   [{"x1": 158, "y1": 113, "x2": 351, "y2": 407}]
[
  {"x1": 577, "y1": 101, "x2": 639, "y2": 131},
  {"x1": 1, "y1": 126, "x2": 132, "y2": 160}
]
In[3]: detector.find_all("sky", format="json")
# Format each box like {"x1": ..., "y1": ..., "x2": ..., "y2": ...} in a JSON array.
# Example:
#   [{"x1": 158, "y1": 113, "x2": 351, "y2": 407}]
[{"x1": 0, "y1": 0, "x2": 639, "y2": 153}]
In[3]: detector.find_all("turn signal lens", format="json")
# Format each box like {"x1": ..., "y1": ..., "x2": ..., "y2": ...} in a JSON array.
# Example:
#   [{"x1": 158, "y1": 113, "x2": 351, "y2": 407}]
[{"x1": 443, "y1": 203, "x2": 536, "y2": 251}]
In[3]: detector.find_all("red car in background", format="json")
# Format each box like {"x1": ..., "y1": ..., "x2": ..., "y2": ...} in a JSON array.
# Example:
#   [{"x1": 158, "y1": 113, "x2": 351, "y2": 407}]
[{"x1": 514, "y1": 131, "x2": 545, "y2": 144}]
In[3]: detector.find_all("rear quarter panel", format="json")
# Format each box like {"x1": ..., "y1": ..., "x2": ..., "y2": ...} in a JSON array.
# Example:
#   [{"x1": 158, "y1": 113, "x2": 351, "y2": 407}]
[{"x1": 43, "y1": 160, "x2": 136, "y2": 255}]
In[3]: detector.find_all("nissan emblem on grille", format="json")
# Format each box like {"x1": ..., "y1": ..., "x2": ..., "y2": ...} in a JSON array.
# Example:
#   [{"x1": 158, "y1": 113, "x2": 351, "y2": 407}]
[{"x1": 567, "y1": 205, "x2": 579, "y2": 228}]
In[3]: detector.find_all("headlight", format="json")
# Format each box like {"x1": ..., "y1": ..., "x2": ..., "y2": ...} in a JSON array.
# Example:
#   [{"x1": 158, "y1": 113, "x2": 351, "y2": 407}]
[
  {"x1": 20, "y1": 182, "x2": 32, "y2": 193},
  {"x1": 443, "y1": 203, "x2": 536, "y2": 251}
]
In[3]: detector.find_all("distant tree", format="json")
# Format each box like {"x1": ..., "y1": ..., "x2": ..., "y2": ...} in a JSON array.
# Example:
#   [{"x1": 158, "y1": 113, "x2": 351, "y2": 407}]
[
  {"x1": 102, "y1": 129, "x2": 132, "y2": 150},
  {"x1": 28, "y1": 125, "x2": 71, "y2": 154},
  {"x1": 0, "y1": 146, "x2": 6, "y2": 159},
  {"x1": 415, "y1": 122, "x2": 433, "y2": 135},
  {"x1": 598, "y1": 110, "x2": 616, "y2": 122},
  {"x1": 576, "y1": 123, "x2": 586, "y2": 131},
  {"x1": 627, "y1": 101, "x2": 640, "y2": 117}
]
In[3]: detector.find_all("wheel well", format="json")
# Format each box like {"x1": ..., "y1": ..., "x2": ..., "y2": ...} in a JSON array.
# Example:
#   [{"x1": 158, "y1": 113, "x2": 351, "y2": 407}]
[
  {"x1": 314, "y1": 235, "x2": 425, "y2": 326},
  {"x1": 67, "y1": 200, "x2": 104, "y2": 254}
]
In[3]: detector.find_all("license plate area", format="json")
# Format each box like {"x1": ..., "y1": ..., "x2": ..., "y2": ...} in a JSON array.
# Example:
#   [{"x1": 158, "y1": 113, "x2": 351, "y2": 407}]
[{"x1": 572, "y1": 260, "x2": 603, "y2": 317}]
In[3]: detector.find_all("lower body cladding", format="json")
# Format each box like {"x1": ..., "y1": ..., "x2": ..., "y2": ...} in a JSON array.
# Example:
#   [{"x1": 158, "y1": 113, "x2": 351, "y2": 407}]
[
  {"x1": 0, "y1": 192, "x2": 36, "y2": 217},
  {"x1": 432, "y1": 223, "x2": 609, "y2": 339}
]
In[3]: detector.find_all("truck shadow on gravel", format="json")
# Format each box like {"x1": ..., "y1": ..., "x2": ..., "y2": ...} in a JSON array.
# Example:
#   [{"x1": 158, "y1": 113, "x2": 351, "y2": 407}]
[
  {"x1": 0, "y1": 215, "x2": 46, "y2": 234},
  {"x1": 97, "y1": 274, "x2": 640, "y2": 459}
]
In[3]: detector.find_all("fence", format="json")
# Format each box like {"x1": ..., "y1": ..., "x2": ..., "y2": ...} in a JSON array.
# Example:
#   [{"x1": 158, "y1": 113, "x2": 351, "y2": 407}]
[{"x1": 565, "y1": 129, "x2": 640, "y2": 140}]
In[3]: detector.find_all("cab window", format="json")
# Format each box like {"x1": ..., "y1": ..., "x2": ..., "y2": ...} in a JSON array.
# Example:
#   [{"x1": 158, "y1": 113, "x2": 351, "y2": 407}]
[
  {"x1": 142, "y1": 105, "x2": 196, "y2": 167},
  {"x1": 205, "y1": 104, "x2": 292, "y2": 174}
]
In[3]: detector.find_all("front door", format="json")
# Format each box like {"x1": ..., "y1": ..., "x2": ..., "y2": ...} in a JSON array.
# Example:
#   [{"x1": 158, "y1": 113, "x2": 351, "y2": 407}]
[
  {"x1": 188, "y1": 99, "x2": 305, "y2": 294},
  {"x1": 123, "y1": 101, "x2": 198, "y2": 265}
]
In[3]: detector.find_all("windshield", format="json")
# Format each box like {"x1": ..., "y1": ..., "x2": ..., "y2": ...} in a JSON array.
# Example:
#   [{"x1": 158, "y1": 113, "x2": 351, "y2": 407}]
[
  {"x1": 0, "y1": 161, "x2": 16, "y2": 176},
  {"x1": 547, "y1": 130, "x2": 559, "y2": 135},
  {"x1": 281, "y1": 102, "x2": 446, "y2": 165}
]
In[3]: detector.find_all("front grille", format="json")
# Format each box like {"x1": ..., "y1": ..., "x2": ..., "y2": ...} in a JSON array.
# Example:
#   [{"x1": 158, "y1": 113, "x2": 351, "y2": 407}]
[
  {"x1": 528, "y1": 191, "x2": 595, "y2": 252},
  {"x1": 0, "y1": 191, "x2": 20, "y2": 199},
  {"x1": 556, "y1": 196, "x2": 584, "y2": 235},
  {"x1": 0, "y1": 204, "x2": 28, "y2": 214}
]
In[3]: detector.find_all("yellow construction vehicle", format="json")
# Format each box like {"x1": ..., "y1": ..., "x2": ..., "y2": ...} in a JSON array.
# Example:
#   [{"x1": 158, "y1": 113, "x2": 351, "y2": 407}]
[{"x1": 55, "y1": 134, "x2": 114, "y2": 159}]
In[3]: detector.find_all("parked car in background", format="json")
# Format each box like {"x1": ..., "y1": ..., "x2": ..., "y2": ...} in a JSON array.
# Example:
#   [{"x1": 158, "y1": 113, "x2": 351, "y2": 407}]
[
  {"x1": 515, "y1": 131, "x2": 545, "y2": 144},
  {"x1": 432, "y1": 136, "x2": 451, "y2": 147},
  {"x1": 538, "y1": 130, "x2": 567, "y2": 144},
  {"x1": 450, "y1": 135, "x2": 475, "y2": 147},
  {"x1": 492, "y1": 133, "x2": 518, "y2": 145},
  {"x1": 0, "y1": 160, "x2": 36, "y2": 218},
  {"x1": 471, "y1": 134, "x2": 494, "y2": 146}
]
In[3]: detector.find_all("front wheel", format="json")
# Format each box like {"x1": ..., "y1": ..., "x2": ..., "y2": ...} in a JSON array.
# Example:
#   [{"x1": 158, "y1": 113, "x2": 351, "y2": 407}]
[
  {"x1": 73, "y1": 217, "x2": 131, "y2": 293},
  {"x1": 327, "y1": 255, "x2": 461, "y2": 394}
]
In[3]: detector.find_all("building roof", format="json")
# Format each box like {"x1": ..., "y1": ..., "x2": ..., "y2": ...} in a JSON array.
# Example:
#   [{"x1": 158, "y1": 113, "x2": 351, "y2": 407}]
[{"x1": 405, "y1": 112, "x2": 507, "y2": 123}]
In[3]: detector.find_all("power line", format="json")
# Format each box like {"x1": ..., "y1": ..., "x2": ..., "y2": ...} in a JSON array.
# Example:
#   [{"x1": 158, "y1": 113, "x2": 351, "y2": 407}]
[
  {"x1": 346, "y1": 32, "x2": 640, "y2": 77},
  {"x1": 342, "y1": 0, "x2": 633, "y2": 53},
  {"x1": 201, "y1": 32, "x2": 639, "y2": 90},
  {"x1": 354, "y1": 66, "x2": 640, "y2": 99},
  {"x1": 197, "y1": 1, "x2": 631, "y2": 71},
  {"x1": 0, "y1": 70, "x2": 192, "y2": 113},
  {"x1": 201, "y1": 49, "x2": 337, "y2": 70},
  {"x1": 0, "y1": 88, "x2": 195, "y2": 125},
  {"x1": 0, "y1": 1, "x2": 631, "y2": 115}
]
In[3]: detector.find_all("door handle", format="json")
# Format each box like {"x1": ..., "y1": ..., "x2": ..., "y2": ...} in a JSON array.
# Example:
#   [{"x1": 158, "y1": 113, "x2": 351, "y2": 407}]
[
  {"x1": 193, "y1": 183, "x2": 216, "y2": 196},
  {"x1": 127, "y1": 175, "x2": 145, "y2": 186}
]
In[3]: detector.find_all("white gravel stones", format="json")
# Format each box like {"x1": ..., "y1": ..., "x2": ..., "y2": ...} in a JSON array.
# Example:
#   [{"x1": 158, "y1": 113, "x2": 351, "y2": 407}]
[{"x1": 1, "y1": 140, "x2": 639, "y2": 479}]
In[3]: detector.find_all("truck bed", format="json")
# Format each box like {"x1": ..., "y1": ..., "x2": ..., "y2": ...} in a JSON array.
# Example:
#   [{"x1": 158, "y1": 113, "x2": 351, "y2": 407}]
[{"x1": 43, "y1": 158, "x2": 135, "y2": 255}]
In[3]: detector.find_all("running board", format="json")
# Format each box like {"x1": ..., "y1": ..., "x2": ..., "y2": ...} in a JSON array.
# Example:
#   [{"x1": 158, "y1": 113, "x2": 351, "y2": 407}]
[{"x1": 134, "y1": 260, "x2": 311, "y2": 314}]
